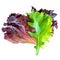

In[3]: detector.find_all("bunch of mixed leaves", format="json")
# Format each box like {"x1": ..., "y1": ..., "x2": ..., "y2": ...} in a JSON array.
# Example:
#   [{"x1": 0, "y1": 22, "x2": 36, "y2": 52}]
[{"x1": 2, "y1": 7, "x2": 58, "y2": 55}]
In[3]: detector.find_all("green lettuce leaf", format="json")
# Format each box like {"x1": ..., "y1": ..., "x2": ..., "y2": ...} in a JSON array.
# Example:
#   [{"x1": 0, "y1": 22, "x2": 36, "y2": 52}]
[{"x1": 27, "y1": 10, "x2": 53, "y2": 55}]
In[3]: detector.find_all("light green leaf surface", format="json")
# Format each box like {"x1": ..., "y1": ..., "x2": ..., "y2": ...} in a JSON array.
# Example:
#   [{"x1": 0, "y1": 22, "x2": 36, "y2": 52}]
[{"x1": 27, "y1": 10, "x2": 53, "y2": 55}]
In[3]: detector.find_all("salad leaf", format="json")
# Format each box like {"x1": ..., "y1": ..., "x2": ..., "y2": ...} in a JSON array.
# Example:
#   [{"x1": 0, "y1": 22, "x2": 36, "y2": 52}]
[
  {"x1": 2, "y1": 6, "x2": 58, "y2": 55},
  {"x1": 27, "y1": 10, "x2": 53, "y2": 55}
]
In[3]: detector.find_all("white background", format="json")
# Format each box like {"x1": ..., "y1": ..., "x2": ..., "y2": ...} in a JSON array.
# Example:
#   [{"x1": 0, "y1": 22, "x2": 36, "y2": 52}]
[{"x1": 0, "y1": 0, "x2": 60, "y2": 60}]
